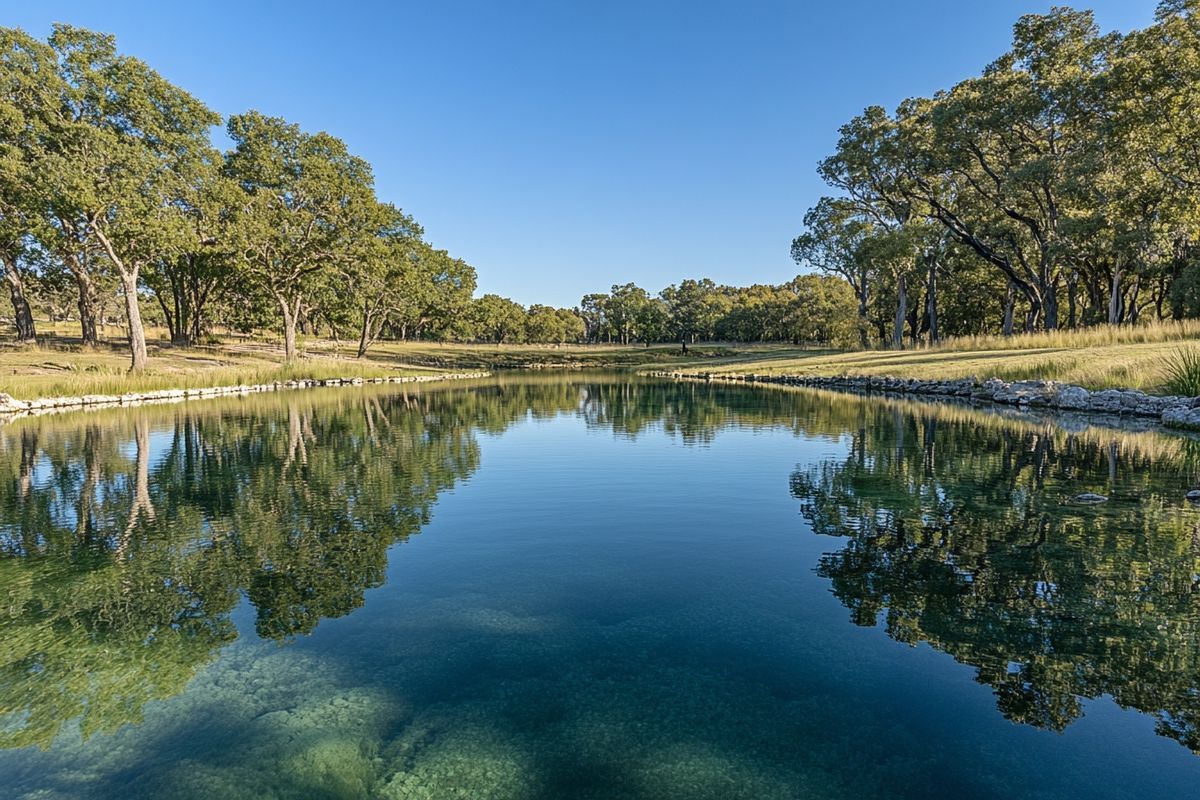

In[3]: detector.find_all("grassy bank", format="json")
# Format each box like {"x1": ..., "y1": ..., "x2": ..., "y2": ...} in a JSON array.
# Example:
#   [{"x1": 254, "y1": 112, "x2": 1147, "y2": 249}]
[
  {"x1": 9, "y1": 319, "x2": 1200, "y2": 400},
  {"x1": 348, "y1": 340, "x2": 771, "y2": 370},
  {"x1": 668, "y1": 321, "x2": 1200, "y2": 394},
  {"x1": 0, "y1": 339, "x2": 431, "y2": 401},
  {"x1": 0, "y1": 332, "x2": 787, "y2": 400}
]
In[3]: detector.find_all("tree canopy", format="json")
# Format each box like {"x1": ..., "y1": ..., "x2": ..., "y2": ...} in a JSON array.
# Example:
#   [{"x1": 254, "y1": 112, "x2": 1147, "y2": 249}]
[{"x1": 794, "y1": 2, "x2": 1200, "y2": 346}]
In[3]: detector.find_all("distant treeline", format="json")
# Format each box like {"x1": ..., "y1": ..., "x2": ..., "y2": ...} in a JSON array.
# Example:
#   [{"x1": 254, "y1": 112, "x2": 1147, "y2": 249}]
[
  {"x1": 569, "y1": 276, "x2": 857, "y2": 347},
  {"x1": 792, "y1": 1, "x2": 1200, "y2": 348},
  {"x1": 0, "y1": 25, "x2": 859, "y2": 365}
]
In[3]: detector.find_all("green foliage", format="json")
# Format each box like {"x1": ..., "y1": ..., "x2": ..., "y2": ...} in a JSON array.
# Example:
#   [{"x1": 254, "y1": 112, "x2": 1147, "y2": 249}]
[
  {"x1": 794, "y1": 3, "x2": 1200, "y2": 345},
  {"x1": 786, "y1": 274, "x2": 861, "y2": 347},
  {"x1": 1169, "y1": 259, "x2": 1200, "y2": 319},
  {"x1": 466, "y1": 294, "x2": 525, "y2": 343},
  {"x1": 576, "y1": 274, "x2": 859, "y2": 346},
  {"x1": 224, "y1": 112, "x2": 377, "y2": 360}
]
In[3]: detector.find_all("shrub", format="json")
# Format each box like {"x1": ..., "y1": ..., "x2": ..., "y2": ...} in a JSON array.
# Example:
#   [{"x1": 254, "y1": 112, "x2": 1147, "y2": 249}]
[{"x1": 1162, "y1": 347, "x2": 1200, "y2": 396}]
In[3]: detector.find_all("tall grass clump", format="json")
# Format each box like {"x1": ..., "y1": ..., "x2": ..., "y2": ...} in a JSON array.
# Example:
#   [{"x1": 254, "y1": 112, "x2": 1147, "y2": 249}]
[
  {"x1": 1161, "y1": 347, "x2": 1200, "y2": 396},
  {"x1": 928, "y1": 318, "x2": 1200, "y2": 354}
]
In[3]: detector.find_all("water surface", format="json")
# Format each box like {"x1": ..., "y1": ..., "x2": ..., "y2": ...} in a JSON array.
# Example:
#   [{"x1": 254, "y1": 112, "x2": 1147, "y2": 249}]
[{"x1": 0, "y1": 375, "x2": 1198, "y2": 799}]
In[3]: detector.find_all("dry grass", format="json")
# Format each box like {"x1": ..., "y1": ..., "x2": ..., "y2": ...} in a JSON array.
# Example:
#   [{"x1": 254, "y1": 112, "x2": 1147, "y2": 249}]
[
  {"x1": 927, "y1": 318, "x2": 1200, "y2": 352},
  {"x1": 685, "y1": 323, "x2": 1200, "y2": 394},
  {"x1": 341, "y1": 339, "x2": 791, "y2": 370},
  {"x1": 0, "y1": 338, "x2": 430, "y2": 400},
  {"x1": 10, "y1": 317, "x2": 1199, "y2": 399},
  {"x1": 0, "y1": 328, "x2": 780, "y2": 400}
]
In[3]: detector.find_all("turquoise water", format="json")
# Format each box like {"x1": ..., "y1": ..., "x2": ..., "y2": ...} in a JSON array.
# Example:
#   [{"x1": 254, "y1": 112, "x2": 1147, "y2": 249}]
[{"x1": 0, "y1": 375, "x2": 1198, "y2": 798}]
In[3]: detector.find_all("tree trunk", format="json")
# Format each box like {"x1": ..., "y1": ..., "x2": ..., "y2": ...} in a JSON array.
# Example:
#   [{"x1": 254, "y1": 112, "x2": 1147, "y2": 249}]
[
  {"x1": 1042, "y1": 281, "x2": 1058, "y2": 331},
  {"x1": 156, "y1": 290, "x2": 180, "y2": 345},
  {"x1": 189, "y1": 277, "x2": 212, "y2": 345},
  {"x1": 279, "y1": 296, "x2": 299, "y2": 361},
  {"x1": 1127, "y1": 274, "x2": 1142, "y2": 325},
  {"x1": 892, "y1": 274, "x2": 906, "y2": 350},
  {"x1": 857, "y1": 289, "x2": 870, "y2": 348},
  {"x1": 907, "y1": 289, "x2": 921, "y2": 348},
  {"x1": 159, "y1": 256, "x2": 216, "y2": 347},
  {"x1": 4, "y1": 269, "x2": 36, "y2": 341},
  {"x1": 357, "y1": 305, "x2": 373, "y2": 358},
  {"x1": 172, "y1": 277, "x2": 192, "y2": 346},
  {"x1": 76, "y1": 275, "x2": 99, "y2": 347},
  {"x1": 1002, "y1": 282, "x2": 1015, "y2": 336},
  {"x1": 1067, "y1": 270, "x2": 1078, "y2": 329},
  {"x1": 1108, "y1": 267, "x2": 1124, "y2": 325},
  {"x1": 925, "y1": 258, "x2": 938, "y2": 345},
  {"x1": 121, "y1": 269, "x2": 149, "y2": 372}
]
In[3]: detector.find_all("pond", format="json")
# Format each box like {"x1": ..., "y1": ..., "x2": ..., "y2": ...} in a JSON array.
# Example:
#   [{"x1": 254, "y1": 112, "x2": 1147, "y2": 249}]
[{"x1": 0, "y1": 374, "x2": 1198, "y2": 799}]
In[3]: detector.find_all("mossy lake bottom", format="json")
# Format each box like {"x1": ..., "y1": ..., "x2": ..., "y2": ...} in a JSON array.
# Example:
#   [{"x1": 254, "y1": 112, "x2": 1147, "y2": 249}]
[{"x1": 1, "y1": 374, "x2": 1199, "y2": 799}]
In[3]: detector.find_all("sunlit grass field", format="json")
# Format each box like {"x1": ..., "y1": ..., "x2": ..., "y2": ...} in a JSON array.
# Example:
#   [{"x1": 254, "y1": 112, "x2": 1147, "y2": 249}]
[
  {"x1": 0, "y1": 322, "x2": 797, "y2": 401},
  {"x1": 0, "y1": 344, "x2": 433, "y2": 401},
  {"x1": 0, "y1": 325, "x2": 751, "y2": 400},
  {"x1": 7, "y1": 318, "x2": 1200, "y2": 400},
  {"x1": 687, "y1": 320, "x2": 1200, "y2": 393},
  {"x1": 0, "y1": 324, "x2": 439, "y2": 400}
]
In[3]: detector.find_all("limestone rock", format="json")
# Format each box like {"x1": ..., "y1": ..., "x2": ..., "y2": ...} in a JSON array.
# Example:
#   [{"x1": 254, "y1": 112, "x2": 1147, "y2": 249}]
[
  {"x1": 1055, "y1": 385, "x2": 1091, "y2": 410},
  {"x1": 0, "y1": 393, "x2": 28, "y2": 414},
  {"x1": 1163, "y1": 405, "x2": 1200, "y2": 431}
]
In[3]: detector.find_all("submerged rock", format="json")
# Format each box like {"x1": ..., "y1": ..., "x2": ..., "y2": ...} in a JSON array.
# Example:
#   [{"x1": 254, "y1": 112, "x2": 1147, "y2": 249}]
[{"x1": 1074, "y1": 492, "x2": 1109, "y2": 504}]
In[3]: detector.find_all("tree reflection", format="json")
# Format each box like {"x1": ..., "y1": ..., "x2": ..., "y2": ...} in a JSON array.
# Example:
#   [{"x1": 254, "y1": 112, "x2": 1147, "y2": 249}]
[
  {"x1": 790, "y1": 403, "x2": 1200, "y2": 752},
  {"x1": 4, "y1": 376, "x2": 1200, "y2": 756},
  {"x1": 0, "y1": 387, "x2": 487, "y2": 749},
  {"x1": 0, "y1": 376, "x2": 767, "y2": 750}
]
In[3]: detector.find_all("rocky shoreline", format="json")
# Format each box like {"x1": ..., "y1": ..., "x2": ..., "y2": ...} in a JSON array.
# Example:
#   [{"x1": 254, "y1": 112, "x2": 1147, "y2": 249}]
[
  {"x1": 653, "y1": 371, "x2": 1200, "y2": 432},
  {"x1": 0, "y1": 371, "x2": 491, "y2": 419}
]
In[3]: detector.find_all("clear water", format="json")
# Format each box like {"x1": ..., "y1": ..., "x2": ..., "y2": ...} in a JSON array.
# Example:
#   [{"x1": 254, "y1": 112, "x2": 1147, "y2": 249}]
[{"x1": 0, "y1": 374, "x2": 1198, "y2": 799}]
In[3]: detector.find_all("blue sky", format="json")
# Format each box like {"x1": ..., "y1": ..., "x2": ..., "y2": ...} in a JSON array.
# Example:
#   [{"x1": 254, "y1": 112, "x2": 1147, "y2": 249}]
[{"x1": 8, "y1": 1, "x2": 1159, "y2": 307}]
